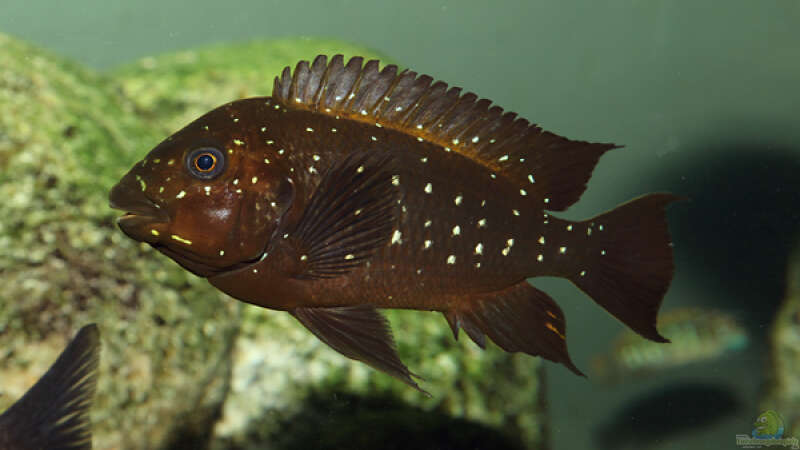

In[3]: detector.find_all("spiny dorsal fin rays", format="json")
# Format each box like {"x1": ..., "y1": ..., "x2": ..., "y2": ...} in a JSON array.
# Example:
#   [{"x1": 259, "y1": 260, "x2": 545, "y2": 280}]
[{"x1": 273, "y1": 54, "x2": 619, "y2": 211}]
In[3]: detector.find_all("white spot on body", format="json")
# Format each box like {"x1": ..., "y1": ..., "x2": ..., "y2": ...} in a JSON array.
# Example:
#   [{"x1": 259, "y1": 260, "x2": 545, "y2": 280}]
[
  {"x1": 424, "y1": 240, "x2": 433, "y2": 249},
  {"x1": 176, "y1": 190, "x2": 186, "y2": 199},
  {"x1": 204, "y1": 186, "x2": 211, "y2": 196},
  {"x1": 451, "y1": 225, "x2": 461, "y2": 236},
  {"x1": 537, "y1": 254, "x2": 544, "y2": 262},
  {"x1": 454, "y1": 195, "x2": 463, "y2": 206},
  {"x1": 392, "y1": 175, "x2": 400, "y2": 186},
  {"x1": 219, "y1": 250, "x2": 225, "y2": 256},
  {"x1": 391, "y1": 230, "x2": 403, "y2": 245},
  {"x1": 559, "y1": 246, "x2": 567, "y2": 254},
  {"x1": 233, "y1": 139, "x2": 244, "y2": 146},
  {"x1": 446, "y1": 254, "x2": 456, "y2": 264},
  {"x1": 566, "y1": 225, "x2": 573, "y2": 231},
  {"x1": 477, "y1": 218, "x2": 487, "y2": 228},
  {"x1": 520, "y1": 189, "x2": 527, "y2": 196},
  {"x1": 580, "y1": 270, "x2": 587, "y2": 277},
  {"x1": 424, "y1": 220, "x2": 432, "y2": 228},
  {"x1": 424, "y1": 183, "x2": 433, "y2": 194},
  {"x1": 305, "y1": 127, "x2": 314, "y2": 132},
  {"x1": 512, "y1": 209, "x2": 520, "y2": 216},
  {"x1": 251, "y1": 176, "x2": 258, "y2": 184},
  {"x1": 345, "y1": 254, "x2": 355, "y2": 260},
  {"x1": 474, "y1": 242, "x2": 483, "y2": 255},
  {"x1": 528, "y1": 174, "x2": 535, "y2": 183}
]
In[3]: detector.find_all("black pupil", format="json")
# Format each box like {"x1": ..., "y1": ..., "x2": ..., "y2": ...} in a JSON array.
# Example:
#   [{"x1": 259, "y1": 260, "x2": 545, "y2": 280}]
[{"x1": 196, "y1": 154, "x2": 215, "y2": 171}]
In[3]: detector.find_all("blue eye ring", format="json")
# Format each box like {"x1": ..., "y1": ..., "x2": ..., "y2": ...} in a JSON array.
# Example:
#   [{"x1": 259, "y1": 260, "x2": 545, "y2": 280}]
[{"x1": 186, "y1": 147, "x2": 225, "y2": 179}]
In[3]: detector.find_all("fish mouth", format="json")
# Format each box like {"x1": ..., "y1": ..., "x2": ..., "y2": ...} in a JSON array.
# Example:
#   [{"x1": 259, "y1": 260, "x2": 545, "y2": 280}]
[{"x1": 109, "y1": 182, "x2": 169, "y2": 241}]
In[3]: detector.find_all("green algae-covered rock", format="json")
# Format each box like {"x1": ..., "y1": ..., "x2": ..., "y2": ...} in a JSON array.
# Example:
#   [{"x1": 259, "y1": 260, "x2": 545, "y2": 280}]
[
  {"x1": 0, "y1": 32, "x2": 240, "y2": 449},
  {"x1": 763, "y1": 240, "x2": 800, "y2": 433},
  {"x1": 0, "y1": 33, "x2": 546, "y2": 449}
]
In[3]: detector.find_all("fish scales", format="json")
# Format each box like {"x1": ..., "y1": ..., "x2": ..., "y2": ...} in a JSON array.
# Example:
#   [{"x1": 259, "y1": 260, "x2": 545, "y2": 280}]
[{"x1": 110, "y1": 55, "x2": 679, "y2": 392}]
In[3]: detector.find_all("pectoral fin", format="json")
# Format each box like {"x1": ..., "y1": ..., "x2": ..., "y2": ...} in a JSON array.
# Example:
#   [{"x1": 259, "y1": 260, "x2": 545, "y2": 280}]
[
  {"x1": 287, "y1": 151, "x2": 398, "y2": 279},
  {"x1": 291, "y1": 305, "x2": 428, "y2": 395}
]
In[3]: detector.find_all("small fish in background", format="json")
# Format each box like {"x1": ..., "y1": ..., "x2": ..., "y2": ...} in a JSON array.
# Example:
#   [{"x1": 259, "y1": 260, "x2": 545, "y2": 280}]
[
  {"x1": 0, "y1": 324, "x2": 100, "y2": 450},
  {"x1": 110, "y1": 55, "x2": 679, "y2": 393},
  {"x1": 595, "y1": 383, "x2": 740, "y2": 450},
  {"x1": 591, "y1": 308, "x2": 748, "y2": 382}
]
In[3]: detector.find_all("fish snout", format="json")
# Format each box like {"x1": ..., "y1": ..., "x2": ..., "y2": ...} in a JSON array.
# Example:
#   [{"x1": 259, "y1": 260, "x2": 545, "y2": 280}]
[{"x1": 109, "y1": 177, "x2": 170, "y2": 242}]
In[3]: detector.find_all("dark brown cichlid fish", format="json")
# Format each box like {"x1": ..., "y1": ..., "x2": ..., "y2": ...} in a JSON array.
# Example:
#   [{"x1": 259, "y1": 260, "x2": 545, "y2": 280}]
[
  {"x1": 0, "y1": 324, "x2": 100, "y2": 450},
  {"x1": 109, "y1": 55, "x2": 678, "y2": 393}
]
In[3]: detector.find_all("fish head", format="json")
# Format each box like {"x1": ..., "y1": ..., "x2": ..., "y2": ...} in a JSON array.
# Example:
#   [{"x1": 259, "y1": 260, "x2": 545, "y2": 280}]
[{"x1": 109, "y1": 100, "x2": 295, "y2": 277}]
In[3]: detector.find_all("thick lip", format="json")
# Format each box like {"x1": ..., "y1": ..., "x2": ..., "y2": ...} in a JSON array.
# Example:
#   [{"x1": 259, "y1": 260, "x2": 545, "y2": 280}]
[{"x1": 109, "y1": 181, "x2": 169, "y2": 223}]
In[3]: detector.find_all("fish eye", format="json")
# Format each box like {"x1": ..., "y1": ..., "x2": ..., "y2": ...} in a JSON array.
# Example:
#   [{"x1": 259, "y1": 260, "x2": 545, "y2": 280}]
[{"x1": 186, "y1": 147, "x2": 226, "y2": 179}]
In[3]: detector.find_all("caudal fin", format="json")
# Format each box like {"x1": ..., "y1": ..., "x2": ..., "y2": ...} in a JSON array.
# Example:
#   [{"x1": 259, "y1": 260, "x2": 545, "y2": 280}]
[{"x1": 568, "y1": 193, "x2": 680, "y2": 342}]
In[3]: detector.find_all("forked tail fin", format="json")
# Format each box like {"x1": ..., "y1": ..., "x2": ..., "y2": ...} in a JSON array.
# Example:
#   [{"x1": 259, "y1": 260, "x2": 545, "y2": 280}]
[{"x1": 568, "y1": 193, "x2": 681, "y2": 342}]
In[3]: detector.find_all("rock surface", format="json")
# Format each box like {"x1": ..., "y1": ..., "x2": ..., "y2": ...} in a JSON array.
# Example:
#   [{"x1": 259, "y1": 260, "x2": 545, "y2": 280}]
[
  {"x1": 0, "y1": 32, "x2": 240, "y2": 449},
  {"x1": 0, "y1": 33, "x2": 547, "y2": 449},
  {"x1": 763, "y1": 239, "x2": 800, "y2": 433}
]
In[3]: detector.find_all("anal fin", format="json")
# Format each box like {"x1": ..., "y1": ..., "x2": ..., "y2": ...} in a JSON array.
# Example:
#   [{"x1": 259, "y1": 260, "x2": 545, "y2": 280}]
[
  {"x1": 445, "y1": 282, "x2": 583, "y2": 375},
  {"x1": 291, "y1": 305, "x2": 429, "y2": 395}
]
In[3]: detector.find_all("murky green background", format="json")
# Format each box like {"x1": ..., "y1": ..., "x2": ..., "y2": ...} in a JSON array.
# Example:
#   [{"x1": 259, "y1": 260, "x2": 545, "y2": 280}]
[{"x1": 3, "y1": 1, "x2": 798, "y2": 448}]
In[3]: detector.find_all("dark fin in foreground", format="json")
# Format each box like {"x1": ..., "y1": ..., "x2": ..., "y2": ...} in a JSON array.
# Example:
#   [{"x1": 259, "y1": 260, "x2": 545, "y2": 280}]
[
  {"x1": 289, "y1": 151, "x2": 397, "y2": 279},
  {"x1": 291, "y1": 306, "x2": 429, "y2": 395},
  {"x1": 0, "y1": 324, "x2": 100, "y2": 450},
  {"x1": 274, "y1": 54, "x2": 617, "y2": 211},
  {"x1": 569, "y1": 193, "x2": 680, "y2": 342},
  {"x1": 445, "y1": 282, "x2": 583, "y2": 375}
]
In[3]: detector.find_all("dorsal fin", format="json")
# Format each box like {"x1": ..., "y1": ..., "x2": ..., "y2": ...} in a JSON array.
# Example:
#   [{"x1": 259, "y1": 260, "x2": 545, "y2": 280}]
[{"x1": 273, "y1": 55, "x2": 619, "y2": 211}]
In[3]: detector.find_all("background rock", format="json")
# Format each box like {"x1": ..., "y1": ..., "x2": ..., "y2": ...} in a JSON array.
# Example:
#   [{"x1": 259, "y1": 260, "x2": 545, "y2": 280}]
[
  {"x1": 1, "y1": 33, "x2": 548, "y2": 449},
  {"x1": 763, "y1": 238, "x2": 800, "y2": 433},
  {"x1": 0, "y1": 32, "x2": 239, "y2": 449}
]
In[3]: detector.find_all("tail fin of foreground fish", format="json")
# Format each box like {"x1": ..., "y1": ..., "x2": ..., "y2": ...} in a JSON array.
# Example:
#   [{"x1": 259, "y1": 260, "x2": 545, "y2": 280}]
[
  {"x1": 568, "y1": 193, "x2": 681, "y2": 342},
  {"x1": 0, "y1": 324, "x2": 100, "y2": 450}
]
